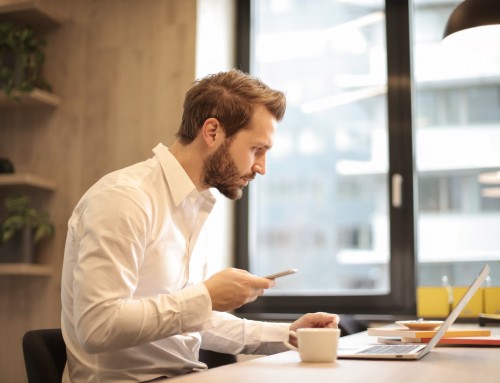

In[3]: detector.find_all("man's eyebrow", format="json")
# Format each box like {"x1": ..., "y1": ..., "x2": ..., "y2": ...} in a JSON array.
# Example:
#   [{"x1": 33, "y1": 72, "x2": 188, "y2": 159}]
[{"x1": 258, "y1": 143, "x2": 273, "y2": 151}]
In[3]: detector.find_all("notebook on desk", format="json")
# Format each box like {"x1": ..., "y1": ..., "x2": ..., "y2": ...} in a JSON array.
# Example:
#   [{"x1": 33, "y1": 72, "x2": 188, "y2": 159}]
[{"x1": 337, "y1": 264, "x2": 490, "y2": 360}]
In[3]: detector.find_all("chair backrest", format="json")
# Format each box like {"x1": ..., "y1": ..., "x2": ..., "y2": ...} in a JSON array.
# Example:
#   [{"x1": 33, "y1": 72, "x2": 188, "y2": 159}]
[
  {"x1": 199, "y1": 349, "x2": 237, "y2": 368},
  {"x1": 21, "y1": 328, "x2": 235, "y2": 381},
  {"x1": 23, "y1": 328, "x2": 67, "y2": 383},
  {"x1": 338, "y1": 315, "x2": 369, "y2": 336}
]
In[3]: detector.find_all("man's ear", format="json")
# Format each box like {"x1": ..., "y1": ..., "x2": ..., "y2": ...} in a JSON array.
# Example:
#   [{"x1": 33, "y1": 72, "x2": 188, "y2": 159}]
[{"x1": 201, "y1": 118, "x2": 223, "y2": 147}]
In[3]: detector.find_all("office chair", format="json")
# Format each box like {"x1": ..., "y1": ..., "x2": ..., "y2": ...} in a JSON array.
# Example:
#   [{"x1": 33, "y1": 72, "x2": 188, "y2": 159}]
[
  {"x1": 200, "y1": 349, "x2": 237, "y2": 368},
  {"x1": 338, "y1": 315, "x2": 369, "y2": 336},
  {"x1": 22, "y1": 328, "x2": 235, "y2": 382},
  {"x1": 22, "y1": 328, "x2": 67, "y2": 383}
]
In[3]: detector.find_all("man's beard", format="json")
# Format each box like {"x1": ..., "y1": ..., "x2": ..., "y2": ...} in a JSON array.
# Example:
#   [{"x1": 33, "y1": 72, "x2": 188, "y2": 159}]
[{"x1": 202, "y1": 140, "x2": 251, "y2": 200}]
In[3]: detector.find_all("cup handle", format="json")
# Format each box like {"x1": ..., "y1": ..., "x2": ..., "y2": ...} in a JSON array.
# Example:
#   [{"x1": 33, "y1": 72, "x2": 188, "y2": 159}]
[{"x1": 283, "y1": 330, "x2": 298, "y2": 351}]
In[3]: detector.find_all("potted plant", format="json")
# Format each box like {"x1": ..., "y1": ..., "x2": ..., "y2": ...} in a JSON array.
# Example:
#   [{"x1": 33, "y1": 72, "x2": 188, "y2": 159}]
[
  {"x1": 0, "y1": 21, "x2": 52, "y2": 99},
  {"x1": 0, "y1": 195, "x2": 54, "y2": 263}
]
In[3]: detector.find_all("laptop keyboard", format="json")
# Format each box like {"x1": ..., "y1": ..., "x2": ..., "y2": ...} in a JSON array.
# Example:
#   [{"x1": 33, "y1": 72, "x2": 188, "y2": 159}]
[{"x1": 357, "y1": 344, "x2": 422, "y2": 355}]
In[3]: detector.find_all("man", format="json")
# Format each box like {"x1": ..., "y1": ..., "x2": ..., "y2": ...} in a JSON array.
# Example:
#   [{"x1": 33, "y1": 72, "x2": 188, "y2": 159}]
[{"x1": 61, "y1": 70, "x2": 339, "y2": 382}]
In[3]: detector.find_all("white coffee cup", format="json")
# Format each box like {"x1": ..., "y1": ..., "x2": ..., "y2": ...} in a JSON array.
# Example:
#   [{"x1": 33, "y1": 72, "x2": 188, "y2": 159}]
[{"x1": 283, "y1": 328, "x2": 340, "y2": 363}]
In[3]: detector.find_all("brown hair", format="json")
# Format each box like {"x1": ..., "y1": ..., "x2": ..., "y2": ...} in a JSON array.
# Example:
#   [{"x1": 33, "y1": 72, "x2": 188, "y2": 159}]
[{"x1": 176, "y1": 69, "x2": 286, "y2": 144}]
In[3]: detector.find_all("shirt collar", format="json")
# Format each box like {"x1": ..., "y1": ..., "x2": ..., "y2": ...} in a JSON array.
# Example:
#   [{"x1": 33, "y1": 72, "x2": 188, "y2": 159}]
[{"x1": 152, "y1": 143, "x2": 215, "y2": 206}]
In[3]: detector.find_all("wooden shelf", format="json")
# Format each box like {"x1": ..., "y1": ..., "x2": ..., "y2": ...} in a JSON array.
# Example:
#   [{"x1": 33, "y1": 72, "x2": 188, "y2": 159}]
[
  {"x1": 0, "y1": 263, "x2": 53, "y2": 276},
  {"x1": 0, "y1": 0, "x2": 64, "y2": 30},
  {"x1": 0, "y1": 88, "x2": 61, "y2": 107},
  {"x1": 0, "y1": 2, "x2": 60, "y2": 283},
  {"x1": 0, "y1": 172, "x2": 56, "y2": 191}
]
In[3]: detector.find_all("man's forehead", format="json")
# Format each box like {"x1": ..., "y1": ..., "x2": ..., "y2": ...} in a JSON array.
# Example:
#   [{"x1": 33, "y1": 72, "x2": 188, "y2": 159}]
[{"x1": 236, "y1": 125, "x2": 275, "y2": 146}]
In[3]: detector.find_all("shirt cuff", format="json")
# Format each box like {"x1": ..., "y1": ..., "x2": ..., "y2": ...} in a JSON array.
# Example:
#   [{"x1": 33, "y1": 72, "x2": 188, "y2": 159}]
[
  {"x1": 176, "y1": 283, "x2": 214, "y2": 332},
  {"x1": 259, "y1": 322, "x2": 291, "y2": 342}
]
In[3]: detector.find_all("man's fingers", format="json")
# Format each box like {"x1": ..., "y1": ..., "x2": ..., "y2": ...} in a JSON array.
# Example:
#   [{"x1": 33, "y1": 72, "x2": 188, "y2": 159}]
[
  {"x1": 246, "y1": 288, "x2": 264, "y2": 303},
  {"x1": 251, "y1": 276, "x2": 276, "y2": 289},
  {"x1": 205, "y1": 268, "x2": 277, "y2": 312}
]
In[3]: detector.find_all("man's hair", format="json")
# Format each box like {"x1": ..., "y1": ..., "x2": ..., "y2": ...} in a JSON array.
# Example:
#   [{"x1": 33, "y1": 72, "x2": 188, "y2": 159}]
[{"x1": 176, "y1": 69, "x2": 286, "y2": 144}]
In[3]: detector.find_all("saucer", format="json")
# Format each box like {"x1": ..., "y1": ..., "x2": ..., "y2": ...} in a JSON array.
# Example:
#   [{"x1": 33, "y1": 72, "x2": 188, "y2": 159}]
[{"x1": 395, "y1": 320, "x2": 443, "y2": 330}]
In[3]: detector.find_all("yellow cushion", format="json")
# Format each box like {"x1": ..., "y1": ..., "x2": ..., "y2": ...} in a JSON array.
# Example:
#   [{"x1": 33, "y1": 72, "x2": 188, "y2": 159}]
[{"x1": 417, "y1": 287, "x2": 450, "y2": 318}]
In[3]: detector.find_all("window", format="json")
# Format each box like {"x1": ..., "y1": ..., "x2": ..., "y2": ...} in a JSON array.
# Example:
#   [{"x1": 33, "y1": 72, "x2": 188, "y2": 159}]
[
  {"x1": 235, "y1": 0, "x2": 500, "y2": 316},
  {"x1": 413, "y1": 0, "x2": 500, "y2": 286}
]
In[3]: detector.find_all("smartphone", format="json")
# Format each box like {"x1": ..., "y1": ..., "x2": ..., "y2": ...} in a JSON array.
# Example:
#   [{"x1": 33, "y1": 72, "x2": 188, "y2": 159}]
[{"x1": 263, "y1": 269, "x2": 298, "y2": 280}]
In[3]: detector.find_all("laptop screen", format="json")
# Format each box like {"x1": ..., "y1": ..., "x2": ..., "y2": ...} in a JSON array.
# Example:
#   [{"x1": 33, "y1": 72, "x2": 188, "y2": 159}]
[{"x1": 423, "y1": 264, "x2": 490, "y2": 352}]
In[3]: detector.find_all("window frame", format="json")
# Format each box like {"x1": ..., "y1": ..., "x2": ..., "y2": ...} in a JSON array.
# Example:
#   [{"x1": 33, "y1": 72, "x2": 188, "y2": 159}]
[{"x1": 234, "y1": 0, "x2": 417, "y2": 316}]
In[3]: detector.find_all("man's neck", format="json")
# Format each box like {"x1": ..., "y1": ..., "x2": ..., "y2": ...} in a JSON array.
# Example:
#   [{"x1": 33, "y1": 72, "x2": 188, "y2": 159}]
[{"x1": 169, "y1": 139, "x2": 206, "y2": 192}]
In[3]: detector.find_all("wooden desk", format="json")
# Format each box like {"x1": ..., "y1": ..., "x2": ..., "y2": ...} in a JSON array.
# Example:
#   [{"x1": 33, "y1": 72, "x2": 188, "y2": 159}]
[{"x1": 167, "y1": 328, "x2": 500, "y2": 383}]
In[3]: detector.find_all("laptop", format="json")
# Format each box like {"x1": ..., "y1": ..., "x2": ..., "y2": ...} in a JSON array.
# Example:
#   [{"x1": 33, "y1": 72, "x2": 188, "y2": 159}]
[{"x1": 337, "y1": 264, "x2": 490, "y2": 360}]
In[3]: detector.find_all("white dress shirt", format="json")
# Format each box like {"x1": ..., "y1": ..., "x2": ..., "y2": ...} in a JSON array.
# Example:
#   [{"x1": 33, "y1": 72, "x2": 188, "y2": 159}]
[{"x1": 61, "y1": 143, "x2": 290, "y2": 383}]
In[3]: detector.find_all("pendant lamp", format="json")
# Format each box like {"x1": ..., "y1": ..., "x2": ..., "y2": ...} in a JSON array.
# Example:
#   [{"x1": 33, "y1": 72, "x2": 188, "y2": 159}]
[{"x1": 442, "y1": 0, "x2": 500, "y2": 55}]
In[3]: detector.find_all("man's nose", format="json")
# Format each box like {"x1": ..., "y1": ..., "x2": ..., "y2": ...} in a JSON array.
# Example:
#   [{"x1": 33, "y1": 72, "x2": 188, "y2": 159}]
[{"x1": 252, "y1": 156, "x2": 266, "y2": 175}]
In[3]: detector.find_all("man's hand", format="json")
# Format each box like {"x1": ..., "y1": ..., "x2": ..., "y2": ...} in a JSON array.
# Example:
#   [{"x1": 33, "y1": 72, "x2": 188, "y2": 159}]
[
  {"x1": 288, "y1": 312, "x2": 340, "y2": 347},
  {"x1": 204, "y1": 268, "x2": 276, "y2": 312}
]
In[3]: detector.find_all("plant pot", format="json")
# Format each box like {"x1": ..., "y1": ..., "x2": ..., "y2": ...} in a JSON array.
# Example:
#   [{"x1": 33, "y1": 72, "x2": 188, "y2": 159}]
[
  {"x1": 0, "y1": 227, "x2": 35, "y2": 263},
  {"x1": 0, "y1": 157, "x2": 14, "y2": 173},
  {"x1": 0, "y1": 49, "x2": 22, "y2": 88}
]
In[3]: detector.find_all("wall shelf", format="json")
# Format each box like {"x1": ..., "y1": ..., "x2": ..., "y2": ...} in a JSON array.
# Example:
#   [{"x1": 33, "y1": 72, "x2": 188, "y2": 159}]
[
  {"x1": 0, "y1": 263, "x2": 53, "y2": 277},
  {"x1": 0, "y1": 88, "x2": 61, "y2": 107},
  {"x1": 0, "y1": 1, "x2": 61, "y2": 289},
  {"x1": 0, "y1": 173, "x2": 56, "y2": 191},
  {"x1": 0, "y1": 0, "x2": 64, "y2": 30}
]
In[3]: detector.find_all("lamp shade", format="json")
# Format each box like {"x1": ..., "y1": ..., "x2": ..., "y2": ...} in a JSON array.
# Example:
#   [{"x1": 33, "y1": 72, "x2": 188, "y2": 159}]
[
  {"x1": 443, "y1": 0, "x2": 500, "y2": 38},
  {"x1": 442, "y1": 0, "x2": 500, "y2": 54}
]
